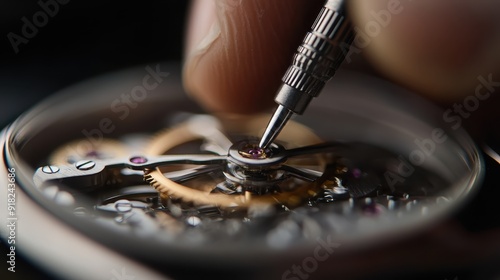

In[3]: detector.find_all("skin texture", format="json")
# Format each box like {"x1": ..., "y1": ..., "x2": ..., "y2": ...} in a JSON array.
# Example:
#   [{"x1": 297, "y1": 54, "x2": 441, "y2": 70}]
[
  {"x1": 183, "y1": 0, "x2": 500, "y2": 114},
  {"x1": 183, "y1": 0, "x2": 324, "y2": 113},
  {"x1": 350, "y1": 0, "x2": 500, "y2": 102}
]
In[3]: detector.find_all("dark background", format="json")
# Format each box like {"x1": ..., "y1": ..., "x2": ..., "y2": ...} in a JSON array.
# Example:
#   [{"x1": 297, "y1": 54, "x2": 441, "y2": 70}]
[
  {"x1": 0, "y1": 0, "x2": 189, "y2": 128},
  {"x1": 1, "y1": 1, "x2": 499, "y2": 280}
]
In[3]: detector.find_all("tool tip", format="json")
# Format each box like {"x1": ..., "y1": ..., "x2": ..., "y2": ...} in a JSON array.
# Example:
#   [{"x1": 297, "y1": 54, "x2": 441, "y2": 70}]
[{"x1": 259, "y1": 105, "x2": 293, "y2": 149}]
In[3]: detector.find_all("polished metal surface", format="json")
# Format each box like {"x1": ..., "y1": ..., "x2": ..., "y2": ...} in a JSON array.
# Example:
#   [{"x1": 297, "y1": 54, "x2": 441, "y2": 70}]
[
  {"x1": 0, "y1": 64, "x2": 486, "y2": 279},
  {"x1": 260, "y1": 0, "x2": 354, "y2": 149}
]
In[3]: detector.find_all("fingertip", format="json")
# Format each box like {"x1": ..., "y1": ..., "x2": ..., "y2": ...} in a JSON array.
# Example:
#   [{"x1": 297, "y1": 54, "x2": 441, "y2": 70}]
[
  {"x1": 183, "y1": 0, "x2": 324, "y2": 113},
  {"x1": 349, "y1": 0, "x2": 500, "y2": 101}
]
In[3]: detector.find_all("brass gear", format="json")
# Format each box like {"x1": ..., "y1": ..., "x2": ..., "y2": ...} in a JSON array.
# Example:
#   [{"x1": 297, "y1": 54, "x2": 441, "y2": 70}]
[{"x1": 144, "y1": 114, "x2": 327, "y2": 209}]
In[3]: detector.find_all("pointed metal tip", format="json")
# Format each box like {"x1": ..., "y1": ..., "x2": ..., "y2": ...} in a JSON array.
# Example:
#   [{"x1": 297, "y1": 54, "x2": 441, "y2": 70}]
[
  {"x1": 258, "y1": 134, "x2": 273, "y2": 150},
  {"x1": 259, "y1": 105, "x2": 293, "y2": 149}
]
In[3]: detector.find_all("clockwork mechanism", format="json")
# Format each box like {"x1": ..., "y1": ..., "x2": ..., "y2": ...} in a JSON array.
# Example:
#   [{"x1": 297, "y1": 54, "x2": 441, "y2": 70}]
[
  {"x1": 0, "y1": 65, "x2": 483, "y2": 279},
  {"x1": 32, "y1": 112, "x2": 459, "y2": 246}
]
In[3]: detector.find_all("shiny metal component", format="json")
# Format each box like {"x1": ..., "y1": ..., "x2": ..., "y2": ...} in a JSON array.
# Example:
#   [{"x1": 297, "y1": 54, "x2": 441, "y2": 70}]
[
  {"x1": 75, "y1": 159, "x2": 96, "y2": 170},
  {"x1": 33, "y1": 114, "x2": 329, "y2": 208},
  {"x1": 228, "y1": 141, "x2": 286, "y2": 168},
  {"x1": 0, "y1": 64, "x2": 486, "y2": 280},
  {"x1": 33, "y1": 153, "x2": 227, "y2": 188},
  {"x1": 28, "y1": 113, "x2": 477, "y2": 253},
  {"x1": 139, "y1": 115, "x2": 326, "y2": 208},
  {"x1": 115, "y1": 200, "x2": 133, "y2": 213},
  {"x1": 258, "y1": 105, "x2": 292, "y2": 149},
  {"x1": 42, "y1": 165, "x2": 60, "y2": 174},
  {"x1": 260, "y1": 0, "x2": 354, "y2": 149},
  {"x1": 142, "y1": 116, "x2": 330, "y2": 208}
]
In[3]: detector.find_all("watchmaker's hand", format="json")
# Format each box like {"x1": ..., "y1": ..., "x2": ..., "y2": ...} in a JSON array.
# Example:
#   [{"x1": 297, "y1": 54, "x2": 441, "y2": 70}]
[{"x1": 183, "y1": 0, "x2": 500, "y2": 114}]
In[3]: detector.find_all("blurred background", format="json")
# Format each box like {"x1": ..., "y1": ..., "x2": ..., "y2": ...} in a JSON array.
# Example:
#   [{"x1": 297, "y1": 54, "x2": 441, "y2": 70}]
[
  {"x1": 0, "y1": 1, "x2": 499, "y2": 279},
  {"x1": 0, "y1": 1, "x2": 189, "y2": 128}
]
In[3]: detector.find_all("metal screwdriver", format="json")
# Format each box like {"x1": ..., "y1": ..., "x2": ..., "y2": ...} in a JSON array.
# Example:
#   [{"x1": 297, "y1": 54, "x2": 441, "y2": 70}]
[{"x1": 259, "y1": 0, "x2": 354, "y2": 149}]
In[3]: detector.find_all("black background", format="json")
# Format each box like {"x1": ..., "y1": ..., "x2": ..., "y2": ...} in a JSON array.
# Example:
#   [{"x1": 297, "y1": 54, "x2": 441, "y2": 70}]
[{"x1": 0, "y1": 0, "x2": 189, "y2": 128}]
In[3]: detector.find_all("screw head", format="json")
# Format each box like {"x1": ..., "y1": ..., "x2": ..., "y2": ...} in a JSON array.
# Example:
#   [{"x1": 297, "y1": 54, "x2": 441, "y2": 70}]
[
  {"x1": 42, "y1": 165, "x2": 60, "y2": 174},
  {"x1": 75, "y1": 160, "x2": 96, "y2": 170},
  {"x1": 115, "y1": 200, "x2": 133, "y2": 213}
]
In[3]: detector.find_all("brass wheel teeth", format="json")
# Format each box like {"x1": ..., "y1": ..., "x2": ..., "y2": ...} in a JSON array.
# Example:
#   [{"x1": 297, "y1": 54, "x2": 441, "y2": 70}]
[
  {"x1": 144, "y1": 173, "x2": 169, "y2": 195},
  {"x1": 142, "y1": 114, "x2": 325, "y2": 208},
  {"x1": 143, "y1": 173, "x2": 158, "y2": 187},
  {"x1": 144, "y1": 172, "x2": 174, "y2": 200}
]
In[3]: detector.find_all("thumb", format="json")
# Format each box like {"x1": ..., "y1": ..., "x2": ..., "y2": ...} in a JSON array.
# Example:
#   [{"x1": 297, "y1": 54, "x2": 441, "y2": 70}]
[{"x1": 183, "y1": 0, "x2": 324, "y2": 114}]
